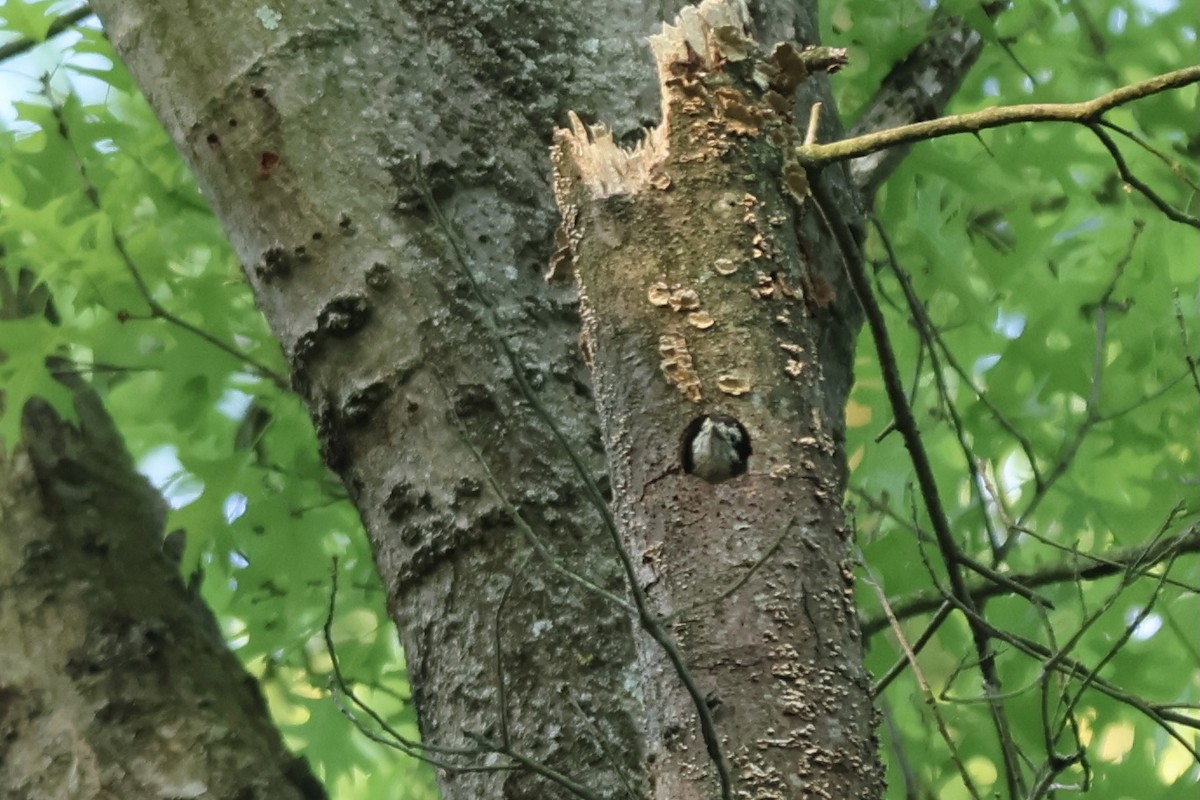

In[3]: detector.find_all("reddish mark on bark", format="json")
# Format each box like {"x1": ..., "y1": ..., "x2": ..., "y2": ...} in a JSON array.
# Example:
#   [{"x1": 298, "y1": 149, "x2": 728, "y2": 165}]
[
  {"x1": 259, "y1": 151, "x2": 280, "y2": 179},
  {"x1": 808, "y1": 273, "x2": 836, "y2": 309}
]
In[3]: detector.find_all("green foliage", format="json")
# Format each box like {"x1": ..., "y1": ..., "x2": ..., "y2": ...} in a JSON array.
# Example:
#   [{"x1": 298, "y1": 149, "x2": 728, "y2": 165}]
[
  {"x1": 3, "y1": 2, "x2": 1197, "y2": 799},
  {"x1": 0, "y1": 0, "x2": 62, "y2": 41},
  {"x1": 0, "y1": 12, "x2": 437, "y2": 800},
  {"x1": 827, "y1": 0, "x2": 1200, "y2": 796}
]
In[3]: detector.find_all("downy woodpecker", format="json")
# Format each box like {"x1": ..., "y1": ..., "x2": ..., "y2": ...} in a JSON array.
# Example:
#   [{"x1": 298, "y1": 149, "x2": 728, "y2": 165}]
[{"x1": 680, "y1": 414, "x2": 752, "y2": 483}]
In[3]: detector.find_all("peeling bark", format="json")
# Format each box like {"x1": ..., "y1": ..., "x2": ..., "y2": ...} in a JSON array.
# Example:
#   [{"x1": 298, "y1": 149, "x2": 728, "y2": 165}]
[{"x1": 551, "y1": 3, "x2": 881, "y2": 796}]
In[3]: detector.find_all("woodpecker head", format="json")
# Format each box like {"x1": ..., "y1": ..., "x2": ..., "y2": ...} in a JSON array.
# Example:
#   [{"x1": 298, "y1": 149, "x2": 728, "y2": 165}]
[{"x1": 680, "y1": 413, "x2": 752, "y2": 484}]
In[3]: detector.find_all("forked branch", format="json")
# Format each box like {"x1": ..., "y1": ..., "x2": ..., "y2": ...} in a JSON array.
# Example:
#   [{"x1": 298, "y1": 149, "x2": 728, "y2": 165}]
[{"x1": 798, "y1": 66, "x2": 1200, "y2": 168}]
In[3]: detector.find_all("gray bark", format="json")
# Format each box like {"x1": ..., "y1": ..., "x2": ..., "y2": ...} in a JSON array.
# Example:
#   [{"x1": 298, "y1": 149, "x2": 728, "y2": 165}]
[
  {"x1": 0, "y1": 368, "x2": 323, "y2": 800},
  {"x1": 847, "y1": 9, "x2": 990, "y2": 196},
  {"x1": 87, "y1": 0, "x2": 878, "y2": 797}
]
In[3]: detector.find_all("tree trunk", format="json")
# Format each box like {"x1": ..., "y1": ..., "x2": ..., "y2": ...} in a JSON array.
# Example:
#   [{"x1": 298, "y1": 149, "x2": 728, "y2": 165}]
[
  {"x1": 86, "y1": 0, "x2": 881, "y2": 796},
  {"x1": 550, "y1": 4, "x2": 878, "y2": 796},
  {"x1": 0, "y1": 367, "x2": 324, "y2": 800}
]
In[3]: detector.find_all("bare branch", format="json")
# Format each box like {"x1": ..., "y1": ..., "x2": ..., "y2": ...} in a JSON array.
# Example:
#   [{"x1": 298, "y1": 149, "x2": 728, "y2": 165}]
[
  {"x1": 322, "y1": 559, "x2": 495, "y2": 769},
  {"x1": 0, "y1": 4, "x2": 93, "y2": 63},
  {"x1": 801, "y1": 66, "x2": 1200, "y2": 167},
  {"x1": 861, "y1": 522, "x2": 1200, "y2": 637},
  {"x1": 869, "y1": 600, "x2": 952, "y2": 697},
  {"x1": 812, "y1": 175, "x2": 1024, "y2": 796},
  {"x1": 1086, "y1": 124, "x2": 1200, "y2": 228},
  {"x1": 863, "y1": 572, "x2": 983, "y2": 800},
  {"x1": 946, "y1": 593, "x2": 1200, "y2": 760}
]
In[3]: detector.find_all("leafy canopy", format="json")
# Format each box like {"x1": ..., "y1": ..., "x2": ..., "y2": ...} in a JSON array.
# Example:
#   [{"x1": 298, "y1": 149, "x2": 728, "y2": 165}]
[{"x1": 0, "y1": 1, "x2": 1196, "y2": 798}]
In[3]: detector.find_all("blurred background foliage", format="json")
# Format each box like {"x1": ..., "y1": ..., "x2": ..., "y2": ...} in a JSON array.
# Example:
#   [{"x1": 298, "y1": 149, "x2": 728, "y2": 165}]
[
  {"x1": 827, "y1": 0, "x2": 1199, "y2": 797},
  {"x1": 1, "y1": 0, "x2": 1196, "y2": 798}
]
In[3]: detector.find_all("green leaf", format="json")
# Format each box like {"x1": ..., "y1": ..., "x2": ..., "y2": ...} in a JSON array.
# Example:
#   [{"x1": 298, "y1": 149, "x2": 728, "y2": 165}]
[{"x1": 0, "y1": 316, "x2": 77, "y2": 448}]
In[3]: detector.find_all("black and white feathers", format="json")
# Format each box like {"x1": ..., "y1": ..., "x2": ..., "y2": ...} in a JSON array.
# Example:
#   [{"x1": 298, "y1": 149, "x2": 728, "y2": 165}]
[{"x1": 680, "y1": 414, "x2": 752, "y2": 483}]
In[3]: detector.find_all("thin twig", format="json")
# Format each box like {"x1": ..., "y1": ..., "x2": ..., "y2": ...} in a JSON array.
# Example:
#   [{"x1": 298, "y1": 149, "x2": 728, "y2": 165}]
[
  {"x1": 870, "y1": 602, "x2": 952, "y2": 697},
  {"x1": 561, "y1": 690, "x2": 642, "y2": 800},
  {"x1": 804, "y1": 102, "x2": 822, "y2": 146},
  {"x1": 1005, "y1": 224, "x2": 1144, "y2": 542},
  {"x1": 862, "y1": 571, "x2": 983, "y2": 800},
  {"x1": 1099, "y1": 119, "x2": 1200, "y2": 195},
  {"x1": 416, "y1": 164, "x2": 734, "y2": 797},
  {"x1": 872, "y1": 218, "x2": 1005, "y2": 559},
  {"x1": 494, "y1": 554, "x2": 531, "y2": 749},
  {"x1": 0, "y1": 5, "x2": 93, "y2": 63},
  {"x1": 670, "y1": 518, "x2": 796, "y2": 618},
  {"x1": 812, "y1": 172, "x2": 1023, "y2": 795},
  {"x1": 1087, "y1": 124, "x2": 1200, "y2": 228},
  {"x1": 45, "y1": 84, "x2": 291, "y2": 390},
  {"x1": 860, "y1": 521, "x2": 1200, "y2": 636},
  {"x1": 463, "y1": 732, "x2": 608, "y2": 800},
  {"x1": 322, "y1": 558, "x2": 494, "y2": 769},
  {"x1": 944, "y1": 592, "x2": 1200, "y2": 761},
  {"x1": 436, "y1": 372, "x2": 634, "y2": 613},
  {"x1": 1051, "y1": 506, "x2": 1187, "y2": 734},
  {"x1": 1174, "y1": 290, "x2": 1200, "y2": 400}
]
